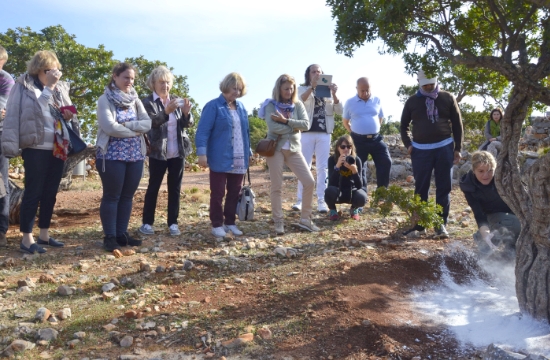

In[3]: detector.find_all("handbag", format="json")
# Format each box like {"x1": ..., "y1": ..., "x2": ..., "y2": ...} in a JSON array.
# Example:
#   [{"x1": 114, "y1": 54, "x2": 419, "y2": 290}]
[
  {"x1": 236, "y1": 168, "x2": 255, "y2": 221},
  {"x1": 67, "y1": 123, "x2": 86, "y2": 155},
  {"x1": 143, "y1": 134, "x2": 151, "y2": 156},
  {"x1": 255, "y1": 135, "x2": 280, "y2": 157}
]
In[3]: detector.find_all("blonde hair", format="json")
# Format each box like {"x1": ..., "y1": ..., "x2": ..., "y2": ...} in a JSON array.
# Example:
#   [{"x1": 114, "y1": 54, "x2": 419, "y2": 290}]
[
  {"x1": 26, "y1": 50, "x2": 62, "y2": 76},
  {"x1": 146, "y1": 65, "x2": 174, "y2": 92},
  {"x1": 272, "y1": 74, "x2": 297, "y2": 103},
  {"x1": 219, "y1": 72, "x2": 247, "y2": 97},
  {"x1": 0, "y1": 45, "x2": 7, "y2": 62},
  {"x1": 471, "y1": 151, "x2": 497, "y2": 172}
]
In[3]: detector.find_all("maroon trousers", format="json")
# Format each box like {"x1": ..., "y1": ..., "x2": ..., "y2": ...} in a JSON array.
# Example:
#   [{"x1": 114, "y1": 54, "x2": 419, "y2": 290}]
[{"x1": 209, "y1": 171, "x2": 244, "y2": 227}]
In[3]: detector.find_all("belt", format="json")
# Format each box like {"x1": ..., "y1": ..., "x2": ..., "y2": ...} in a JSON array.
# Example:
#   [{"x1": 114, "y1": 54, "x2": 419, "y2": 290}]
[{"x1": 351, "y1": 132, "x2": 378, "y2": 139}]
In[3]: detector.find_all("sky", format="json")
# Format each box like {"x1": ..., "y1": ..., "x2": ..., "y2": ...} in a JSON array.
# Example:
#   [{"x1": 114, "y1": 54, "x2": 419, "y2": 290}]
[{"x1": 1, "y1": 0, "x2": 424, "y2": 122}]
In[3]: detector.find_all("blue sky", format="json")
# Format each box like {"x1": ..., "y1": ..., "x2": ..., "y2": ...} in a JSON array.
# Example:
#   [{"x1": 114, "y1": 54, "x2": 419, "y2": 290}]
[{"x1": 2, "y1": 0, "x2": 483, "y2": 121}]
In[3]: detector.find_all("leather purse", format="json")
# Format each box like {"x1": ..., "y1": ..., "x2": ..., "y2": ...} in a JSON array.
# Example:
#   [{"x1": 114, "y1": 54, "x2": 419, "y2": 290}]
[{"x1": 255, "y1": 138, "x2": 277, "y2": 157}]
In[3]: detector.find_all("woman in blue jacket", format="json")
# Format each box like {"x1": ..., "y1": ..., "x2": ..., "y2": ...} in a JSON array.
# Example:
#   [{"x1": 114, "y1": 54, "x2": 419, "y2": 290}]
[{"x1": 195, "y1": 73, "x2": 251, "y2": 238}]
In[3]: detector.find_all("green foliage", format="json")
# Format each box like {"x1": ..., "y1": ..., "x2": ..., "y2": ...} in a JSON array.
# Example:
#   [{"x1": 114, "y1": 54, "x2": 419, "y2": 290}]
[
  {"x1": 380, "y1": 116, "x2": 400, "y2": 135},
  {"x1": 370, "y1": 185, "x2": 443, "y2": 229},
  {"x1": 0, "y1": 26, "x2": 200, "y2": 152},
  {"x1": 248, "y1": 115, "x2": 268, "y2": 151},
  {"x1": 331, "y1": 113, "x2": 347, "y2": 144},
  {"x1": 460, "y1": 103, "x2": 489, "y2": 150}
]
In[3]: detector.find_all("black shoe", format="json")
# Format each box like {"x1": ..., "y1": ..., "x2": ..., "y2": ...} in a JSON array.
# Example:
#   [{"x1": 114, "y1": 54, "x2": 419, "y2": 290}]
[
  {"x1": 37, "y1": 237, "x2": 64, "y2": 247},
  {"x1": 20, "y1": 243, "x2": 47, "y2": 254},
  {"x1": 103, "y1": 236, "x2": 122, "y2": 252},
  {"x1": 402, "y1": 224, "x2": 425, "y2": 236},
  {"x1": 434, "y1": 225, "x2": 449, "y2": 239},
  {"x1": 116, "y1": 232, "x2": 142, "y2": 247}
]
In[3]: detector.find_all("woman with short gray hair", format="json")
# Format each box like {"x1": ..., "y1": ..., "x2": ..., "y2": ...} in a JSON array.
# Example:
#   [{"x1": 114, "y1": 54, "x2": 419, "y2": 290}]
[{"x1": 139, "y1": 65, "x2": 193, "y2": 237}]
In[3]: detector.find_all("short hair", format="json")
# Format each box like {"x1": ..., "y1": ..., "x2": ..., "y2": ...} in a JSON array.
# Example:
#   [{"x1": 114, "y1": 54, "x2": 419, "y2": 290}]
[
  {"x1": 272, "y1": 74, "x2": 298, "y2": 103},
  {"x1": 146, "y1": 65, "x2": 174, "y2": 92},
  {"x1": 219, "y1": 72, "x2": 247, "y2": 97},
  {"x1": 490, "y1": 108, "x2": 503, "y2": 121},
  {"x1": 471, "y1": 151, "x2": 497, "y2": 172},
  {"x1": 304, "y1": 64, "x2": 323, "y2": 86},
  {"x1": 333, "y1": 134, "x2": 356, "y2": 162},
  {"x1": 0, "y1": 45, "x2": 7, "y2": 61},
  {"x1": 26, "y1": 50, "x2": 62, "y2": 76},
  {"x1": 109, "y1": 62, "x2": 136, "y2": 89}
]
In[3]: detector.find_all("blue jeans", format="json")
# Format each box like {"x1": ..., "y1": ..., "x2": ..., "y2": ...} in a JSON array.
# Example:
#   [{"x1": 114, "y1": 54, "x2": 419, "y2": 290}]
[
  {"x1": 350, "y1": 133, "x2": 392, "y2": 188},
  {"x1": 97, "y1": 159, "x2": 143, "y2": 237},
  {"x1": 411, "y1": 142, "x2": 454, "y2": 224},
  {"x1": 20, "y1": 148, "x2": 65, "y2": 233}
]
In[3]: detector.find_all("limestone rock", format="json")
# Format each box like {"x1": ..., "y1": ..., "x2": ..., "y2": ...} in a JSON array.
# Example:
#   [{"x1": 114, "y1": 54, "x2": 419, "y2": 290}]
[
  {"x1": 120, "y1": 335, "x2": 133, "y2": 348},
  {"x1": 37, "y1": 328, "x2": 58, "y2": 341},
  {"x1": 221, "y1": 333, "x2": 253, "y2": 348},
  {"x1": 35, "y1": 307, "x2": 51, "y2": 323}
]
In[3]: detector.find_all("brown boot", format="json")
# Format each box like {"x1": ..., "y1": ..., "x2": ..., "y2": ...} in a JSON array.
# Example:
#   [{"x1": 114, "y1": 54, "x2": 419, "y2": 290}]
[{"x1": 0, "y1": 232, "x2": 6, "y2": 247}]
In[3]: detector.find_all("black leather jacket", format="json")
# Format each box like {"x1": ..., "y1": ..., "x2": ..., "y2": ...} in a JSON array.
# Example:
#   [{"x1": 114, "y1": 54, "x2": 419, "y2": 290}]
[{"x1": 141, "y1": 94, "x2": 193, "y2": 160}]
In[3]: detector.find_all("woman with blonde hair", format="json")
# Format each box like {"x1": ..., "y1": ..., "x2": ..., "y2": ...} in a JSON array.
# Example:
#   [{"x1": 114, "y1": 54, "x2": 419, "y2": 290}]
[
  {"x1": 195, "y1": 72, "x2": 252, "y2": 238},
  {"x1": 259, "y1": 74, "x2": 319, "y2": 235},
  {"x1": 459, "y1": 151, "x2": 520, "y2": 254},
  {"x1": 2, "y1": 50, "x2": 79, "y2": 254},
  {"x1": 324, "y1": 134, "x2": 367, "y2": 221},
  {"x1": 139, "y1": 66, "x2": 193, "y2": 237},
  {"x1": 96, "y1": 62, "x2": 151, "y2": 252}
]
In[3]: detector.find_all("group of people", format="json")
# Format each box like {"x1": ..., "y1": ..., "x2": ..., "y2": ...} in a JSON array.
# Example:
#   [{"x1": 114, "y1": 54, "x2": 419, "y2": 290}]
[{"x1": 0, "y1": 45, "x2": 519, "y2": 255}]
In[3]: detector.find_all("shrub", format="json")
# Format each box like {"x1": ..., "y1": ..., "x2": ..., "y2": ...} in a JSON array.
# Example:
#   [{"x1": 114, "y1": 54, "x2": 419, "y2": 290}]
[{"x1": 370, "y1": 185, "x2": 443, "y2": 229}]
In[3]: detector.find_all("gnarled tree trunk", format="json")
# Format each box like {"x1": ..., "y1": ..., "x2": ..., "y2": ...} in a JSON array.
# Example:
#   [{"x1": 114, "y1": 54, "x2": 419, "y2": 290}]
[{"x1": 497, "y1": 88, "x2": 550, "y2": 322}]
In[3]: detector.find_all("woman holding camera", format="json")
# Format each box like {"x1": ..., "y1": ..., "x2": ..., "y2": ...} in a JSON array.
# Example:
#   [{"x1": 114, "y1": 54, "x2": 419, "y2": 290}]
[
  {"x1": 96, "y1": 62, "x2": 151, "y2": 252},
  {"x1": 2, "y1": 50, "x2": 79, "y2": 254},
  {"x1": 260, "y1": 74, "x2": 319, "y2": 235},
  {"x1": 325, "y1": 135, "x2": 367, "y2": 221},
  {"x1": 139, "y1": 66, "x2": 193, "y2": 237}
]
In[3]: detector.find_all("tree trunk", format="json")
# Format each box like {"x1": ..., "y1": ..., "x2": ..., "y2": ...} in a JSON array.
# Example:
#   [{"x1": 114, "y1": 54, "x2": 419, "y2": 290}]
[
  {"x1": 496, "y1": 87, "x2": 550, "y2": 322},
  {"x1": 58, "y1": 146, "x2": 97, "y2": 191},
  {"x1": 8, "y1": 179, "x2": 23, "y2": 225}
]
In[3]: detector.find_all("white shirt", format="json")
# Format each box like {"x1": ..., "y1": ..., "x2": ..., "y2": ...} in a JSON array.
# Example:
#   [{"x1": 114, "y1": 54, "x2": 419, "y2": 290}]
[{"x1": 153, "y1": 92, "x2": 179, "y2": 159}]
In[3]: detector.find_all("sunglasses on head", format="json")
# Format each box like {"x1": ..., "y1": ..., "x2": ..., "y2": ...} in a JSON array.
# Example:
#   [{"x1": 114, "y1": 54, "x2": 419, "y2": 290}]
[{"x1": 339, "y1": 145, "x2": 352, "y2": 149}]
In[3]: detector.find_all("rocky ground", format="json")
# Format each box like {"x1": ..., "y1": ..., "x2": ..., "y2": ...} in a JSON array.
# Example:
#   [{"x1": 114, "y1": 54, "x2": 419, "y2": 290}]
[{"x1": 0, "y1": 164, "x2": 505, "y2": 360}]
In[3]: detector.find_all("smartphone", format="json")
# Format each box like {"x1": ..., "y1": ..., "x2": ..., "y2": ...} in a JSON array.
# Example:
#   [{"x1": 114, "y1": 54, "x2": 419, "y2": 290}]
[{"x1": 60, "y1": 105, "x2": 77, "y2": 114}]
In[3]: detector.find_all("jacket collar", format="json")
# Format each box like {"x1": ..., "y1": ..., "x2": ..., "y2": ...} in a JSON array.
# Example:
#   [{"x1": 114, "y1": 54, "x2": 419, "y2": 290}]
[{"x1": 216, "y1": 93, "x2": 242, "y2": 110}]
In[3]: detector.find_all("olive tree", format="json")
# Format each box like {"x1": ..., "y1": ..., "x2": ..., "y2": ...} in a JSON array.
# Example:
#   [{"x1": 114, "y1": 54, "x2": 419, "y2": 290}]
[{"x1": 326, "y1": 0, "x2": 550, "y2": 321}]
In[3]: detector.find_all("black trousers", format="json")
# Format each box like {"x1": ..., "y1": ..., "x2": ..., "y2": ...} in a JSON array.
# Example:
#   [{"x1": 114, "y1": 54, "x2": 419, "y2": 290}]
[
  {"x1": 324, "y1": 186, "x2": 367, "y2": 210},
  {"x1": 20, "y1": 148, "x2": 64, "y2": 233},
  {"x1": 350, "y1": 133, "x2": 392, "y2": 188},
  {"x1": 142, "y1": 157, "x2": 184, "y2": 226}
]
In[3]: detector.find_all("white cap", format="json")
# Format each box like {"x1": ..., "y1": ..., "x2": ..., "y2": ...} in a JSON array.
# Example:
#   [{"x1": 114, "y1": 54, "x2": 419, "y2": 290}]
[{"x1": 417, "y1": 70, "x2": 437, "y2": 86}]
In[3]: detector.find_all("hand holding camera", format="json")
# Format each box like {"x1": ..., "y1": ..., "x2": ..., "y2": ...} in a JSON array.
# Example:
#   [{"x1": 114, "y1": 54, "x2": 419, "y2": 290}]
[
  {"x1": 342, "y1": 155, "x2": 358, "y2": 174},
  {"x1": 176, "y1": 98, "x2": 192, "y2": 116}
]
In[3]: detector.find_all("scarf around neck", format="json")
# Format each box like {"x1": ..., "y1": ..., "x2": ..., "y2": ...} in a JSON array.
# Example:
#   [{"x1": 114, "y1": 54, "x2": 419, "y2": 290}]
[
  {"x1": 258, "y1": 99, "x2": 295, "y2": 120},
  {"x1": 417, "y1": 84, "x2": 440, "y2": 123},
  {"x1": 104, "y1": 84, "x2": 139, "y2": 109},
  {"x1": 489, "y1": 119, "x2": 500, "y2": 138}
]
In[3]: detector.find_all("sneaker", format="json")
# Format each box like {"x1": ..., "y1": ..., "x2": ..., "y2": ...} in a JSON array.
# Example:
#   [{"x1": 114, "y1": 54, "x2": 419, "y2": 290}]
[
  {"x1": 211, "y1": 226, "x2": 226, "y2": 238},
  {"x1": 116, "y1": 232, "x2": 142, "y2": 247},
  {"x1": 297, "y1": 218, "x2": 320, "y2": 232},
  {"x1": 329, "y1": 209, "x2": 339, "y2": 221},
  {"x1": 317, "y1": 200, "x2": 329, "y2": 214},
  {"x1": 402, "y1": 224, "x2": 426, "y2": 236},
  {"x1": 350, "y1": 208, "x2": 360, "y2": 221},
  {"x1": 434, "y1": 225, "x2": 450, "y2": 239},
  {"x1": 169, "y1": 224, "x2": 181, "y2": 236},
  {"x1": 139, "y1": 224, "x2": 154, "y2": 235},
  {"x1": 223, "y1": 224, "x2": 243, "y2": 236},
  {"x1": 103, "y1": 235, "x2": 121, "y2": 252},
  {"x1": 274, "y1": 221, "x2": 285, "y2": 235},
  {"x1": 291, "y1": 201, "x2": 302, "y2": 211}
]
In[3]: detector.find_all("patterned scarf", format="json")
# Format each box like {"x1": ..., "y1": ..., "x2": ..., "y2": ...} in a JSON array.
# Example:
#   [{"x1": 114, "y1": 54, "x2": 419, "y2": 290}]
[
  {"x1": 33, "y1": 77, "x2": 71, "y2": 161},
  {"x1": 258, "y1": 99, "x2": 295, "y2": 120},
  {"x1": 417, "y1": 84, "x2": 440, "y2": 123},
  {"x1": 104, "y1": 83, "x2": 138, "y2": 108}
]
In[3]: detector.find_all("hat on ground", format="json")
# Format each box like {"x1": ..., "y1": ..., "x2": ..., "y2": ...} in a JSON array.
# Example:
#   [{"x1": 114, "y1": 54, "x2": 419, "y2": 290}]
[{"x1": 417, "y1": 70, "x2": 437, "y2": 86}]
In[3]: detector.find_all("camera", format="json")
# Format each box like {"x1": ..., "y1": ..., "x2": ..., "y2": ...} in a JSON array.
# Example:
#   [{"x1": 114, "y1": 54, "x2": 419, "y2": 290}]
[{"x1": 345, "y1": 156, "x2": 355, "y2": 165}]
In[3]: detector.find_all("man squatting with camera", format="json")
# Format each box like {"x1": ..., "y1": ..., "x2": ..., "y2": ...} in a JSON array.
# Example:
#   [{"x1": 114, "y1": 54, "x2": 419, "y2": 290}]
[{"x1": 342, "y1": 77, "x2": 392, "y2": 189}]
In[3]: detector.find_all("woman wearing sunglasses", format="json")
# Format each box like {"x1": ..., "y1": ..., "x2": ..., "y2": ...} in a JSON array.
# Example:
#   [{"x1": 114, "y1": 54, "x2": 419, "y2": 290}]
[{"x1": 325, "y1": 135, "x2": 367, "y2": 221}]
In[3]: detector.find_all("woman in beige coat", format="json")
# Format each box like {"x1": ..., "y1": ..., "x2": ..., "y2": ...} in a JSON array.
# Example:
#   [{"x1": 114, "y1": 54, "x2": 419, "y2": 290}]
[{"x1": 259, "y1": 74, "x2": 319, "y2": 235}]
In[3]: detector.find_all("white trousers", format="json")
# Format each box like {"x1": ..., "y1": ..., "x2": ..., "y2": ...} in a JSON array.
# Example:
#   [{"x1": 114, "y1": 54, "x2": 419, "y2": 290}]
[{"x1": 296, "y1": 132, "x2": 331, "y2": 202}]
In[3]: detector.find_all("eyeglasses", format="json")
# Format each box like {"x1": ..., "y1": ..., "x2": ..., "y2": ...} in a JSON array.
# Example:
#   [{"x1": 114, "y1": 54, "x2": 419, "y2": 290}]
[
  {"x1": 339, "y1": 145, "x2": 353, "y2": 149},
  {"x1": 43, "y1": 69, "x2": 51, "y2": 74}
]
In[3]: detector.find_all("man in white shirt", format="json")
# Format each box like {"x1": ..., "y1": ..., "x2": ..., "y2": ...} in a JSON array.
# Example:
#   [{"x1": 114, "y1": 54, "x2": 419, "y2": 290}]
[{"x1": 343, "y1": 77, "x2": 391, "y2": 188}]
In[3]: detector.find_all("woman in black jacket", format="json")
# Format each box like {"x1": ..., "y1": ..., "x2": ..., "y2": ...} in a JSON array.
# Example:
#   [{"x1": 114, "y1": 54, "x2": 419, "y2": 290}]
[
  {"x1": 459, "y1": 151, "x2": 520, "y2": 253},
  {"x1": 139, "y1": 66, "x2": 193, "y2": 237},
  {"x1": 325, "y1": 135, "x2": 367, "y2": 221}
]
